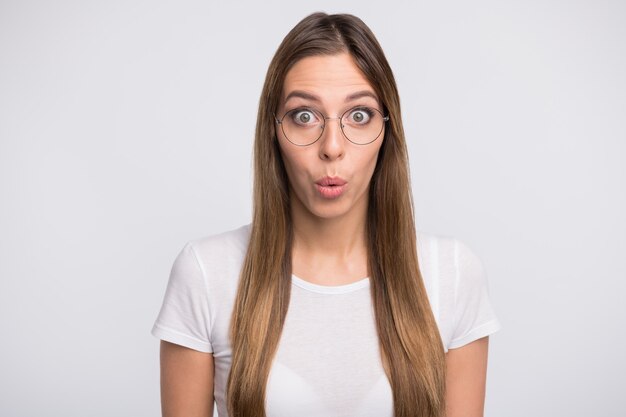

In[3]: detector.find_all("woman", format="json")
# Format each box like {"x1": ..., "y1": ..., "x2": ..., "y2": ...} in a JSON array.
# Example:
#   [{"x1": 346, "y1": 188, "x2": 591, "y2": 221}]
[{"x1": 152, "y1": 12, "x2": 501, "y2": 417}]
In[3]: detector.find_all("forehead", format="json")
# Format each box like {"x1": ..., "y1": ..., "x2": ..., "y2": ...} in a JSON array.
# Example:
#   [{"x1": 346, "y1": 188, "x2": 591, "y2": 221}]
[{"x1": 281, "y1": 53, "x2": 377, "y2": 103}]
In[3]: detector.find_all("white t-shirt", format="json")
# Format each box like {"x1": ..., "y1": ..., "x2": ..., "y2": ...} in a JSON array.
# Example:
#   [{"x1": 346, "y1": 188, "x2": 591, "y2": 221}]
[{"x1": 151, "y1": 224, "x2": 502, "y2": 417}]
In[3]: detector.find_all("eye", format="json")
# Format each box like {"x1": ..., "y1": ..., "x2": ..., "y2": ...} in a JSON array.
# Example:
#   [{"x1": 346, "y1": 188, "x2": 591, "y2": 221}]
[
  {"x1": 346, "y1": 107, "x2": 373, "y2": 125},
  {"x1": 290, "y1": 108, "x2": 319, "y2": 126}
]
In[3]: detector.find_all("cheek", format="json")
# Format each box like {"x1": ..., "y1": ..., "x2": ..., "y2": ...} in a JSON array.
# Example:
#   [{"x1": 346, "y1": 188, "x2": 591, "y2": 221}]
[
  {"x1": 278, "y1": 146, "x2": 310, "y2": 187},
  {"x1": 360, "y1": 147, "x2": 383, "y2": 179}
]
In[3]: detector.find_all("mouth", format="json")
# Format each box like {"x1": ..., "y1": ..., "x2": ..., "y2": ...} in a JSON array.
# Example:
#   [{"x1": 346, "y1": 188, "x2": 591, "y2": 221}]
[
  {"x1": 314, "y1": 176, "x2": 347, "y2": 199},
  {"x1": 315, "y1": 176, "x2": 347, "y2": 187}
]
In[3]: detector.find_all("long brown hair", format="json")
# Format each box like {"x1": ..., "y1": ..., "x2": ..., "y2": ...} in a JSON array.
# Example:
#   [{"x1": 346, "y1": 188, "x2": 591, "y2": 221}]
[{"x1": 227, "y1": 12, "x2": 446, "y2": 417}]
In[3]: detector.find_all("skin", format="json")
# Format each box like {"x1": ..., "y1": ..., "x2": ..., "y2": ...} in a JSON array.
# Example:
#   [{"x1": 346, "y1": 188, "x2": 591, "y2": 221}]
[
  {"x1": 160, "y1": 341, "x2": 214, "y2": 417},
  {"x1": 446, "y1": 336, "x2": 490, "y2": 417},
  {"x1": 276, "y1": 53, "x2": 383, "y2": 285},
  {"x1": 160, "y1": 52, "x2": 490, "y2": 417}
]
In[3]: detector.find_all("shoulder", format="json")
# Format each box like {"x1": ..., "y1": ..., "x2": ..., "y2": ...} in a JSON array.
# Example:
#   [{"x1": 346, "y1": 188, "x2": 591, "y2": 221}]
[
  {"x1": 174, "y1": 223, "x2": 251, "y2": 291},
  {"x1": 167, "y1": 223, "x2": 251, "y2": 289},
  {"x1": 416, "y1": 230, "x2": 456, "y2": 253},
  {"x1": 152, "y1": 224, "x2": 252, "y2": 353},
  {"x1": 186, "y1": 223, "x2": 251, "y2": 266},
  {"x1": 415, "y1": 229, "x2": 457, "y2": 274},
  {"x1": 414, "y1": 231, "x2": 488, "y2": 319},
  {"x1": 415, "y1": 230, "x2": 483, "y2": 281},
  {"x1": 172, "y1": 223, "x2": 252, "y2": 308},
  {"x1": 416, "y1": 230, "x2": 501, "y2": 351}
]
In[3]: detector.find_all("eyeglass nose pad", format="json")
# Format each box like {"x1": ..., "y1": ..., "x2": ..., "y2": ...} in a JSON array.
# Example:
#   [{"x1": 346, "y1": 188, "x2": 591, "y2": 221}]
[{"x1": 322, "y1": 118, "x2": 341, "y2": 137}]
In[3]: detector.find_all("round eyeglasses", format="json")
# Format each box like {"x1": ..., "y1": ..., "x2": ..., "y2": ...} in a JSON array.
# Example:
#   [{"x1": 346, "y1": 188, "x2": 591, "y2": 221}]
[{"x1": 274, "y1": 106, "x2": 389, "y2": 146}]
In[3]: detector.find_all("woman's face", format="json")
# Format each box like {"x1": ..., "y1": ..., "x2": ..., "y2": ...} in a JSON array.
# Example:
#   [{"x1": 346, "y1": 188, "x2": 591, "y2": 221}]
[{"x1": 276, "y1": 52, "x2": 385, "y2": 222}]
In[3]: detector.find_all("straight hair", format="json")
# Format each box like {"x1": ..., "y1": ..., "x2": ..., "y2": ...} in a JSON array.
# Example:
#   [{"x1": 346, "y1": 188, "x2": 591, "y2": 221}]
[{"x1": 227, "y1": 12, "x2": 446, "y2": 417}]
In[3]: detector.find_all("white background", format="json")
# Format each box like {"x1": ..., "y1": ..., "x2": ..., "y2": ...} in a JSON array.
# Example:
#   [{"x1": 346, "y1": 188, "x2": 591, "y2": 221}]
[{"x1": 1, "y1": 0, "x2": 624, "y2": 416}]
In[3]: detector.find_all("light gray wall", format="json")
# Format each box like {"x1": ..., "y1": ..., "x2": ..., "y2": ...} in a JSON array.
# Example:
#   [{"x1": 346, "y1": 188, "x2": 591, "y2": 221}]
[{"x1": 1, "y1": 1, "x2": 624, "y2": 416}]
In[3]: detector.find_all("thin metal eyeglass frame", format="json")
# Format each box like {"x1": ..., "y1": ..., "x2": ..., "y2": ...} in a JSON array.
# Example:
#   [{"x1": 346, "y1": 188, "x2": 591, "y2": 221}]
[{"x1": 273, "y1": 106, "x2": 390, "y2": 146}]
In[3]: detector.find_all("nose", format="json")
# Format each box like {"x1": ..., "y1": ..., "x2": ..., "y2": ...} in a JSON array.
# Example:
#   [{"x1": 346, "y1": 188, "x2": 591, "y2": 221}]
[{"x1": 318, "y1": 117, "x2": 345, "y2": 161}]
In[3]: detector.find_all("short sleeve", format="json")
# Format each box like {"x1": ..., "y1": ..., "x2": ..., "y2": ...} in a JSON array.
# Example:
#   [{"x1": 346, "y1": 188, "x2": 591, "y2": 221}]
[
  {"x1": 151, "y1": 242, "x2": 213, "y2": 353},
  {"x1": 448, "y1": 238, "x2": 502, "y2": 350}
]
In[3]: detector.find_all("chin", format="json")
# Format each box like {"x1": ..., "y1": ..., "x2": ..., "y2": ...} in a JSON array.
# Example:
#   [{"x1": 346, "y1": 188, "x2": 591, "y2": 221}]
[
  {"x1": 305, "y1": 200, "x2": 354, "y2": 220},
  {"x1": 311, "y1": 208, "x2": 347, "y2": 220},
  {"x1": 291, "y1": 188, "x2": 365, "y2": 221}
]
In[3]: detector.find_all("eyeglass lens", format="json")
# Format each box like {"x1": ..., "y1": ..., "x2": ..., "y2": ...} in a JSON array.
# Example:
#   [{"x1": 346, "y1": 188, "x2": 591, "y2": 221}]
[{"x1": 279, "y1": 106, "x2": 386, "y2": 145}]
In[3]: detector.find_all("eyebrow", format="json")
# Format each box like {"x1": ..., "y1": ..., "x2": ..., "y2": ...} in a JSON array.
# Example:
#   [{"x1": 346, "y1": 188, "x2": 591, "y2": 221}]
[
  {"x1": 284, "y1": 90, "x2": 320, "y2": 103},
  {"x1": 346, "y1": 90, "x2": 380, "y2": 102},
  {"x1": 284, "y1": 90, "x2": 380, "y2": 104}
]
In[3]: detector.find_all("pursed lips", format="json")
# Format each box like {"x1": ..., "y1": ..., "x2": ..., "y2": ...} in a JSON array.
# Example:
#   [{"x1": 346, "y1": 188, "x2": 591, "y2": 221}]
[
  {"x1": 314, "y1": 176, "x2": 347, "y2": 199},
  {"x1": 315, "y1": 176, "x2": 347, "y2": 187}
]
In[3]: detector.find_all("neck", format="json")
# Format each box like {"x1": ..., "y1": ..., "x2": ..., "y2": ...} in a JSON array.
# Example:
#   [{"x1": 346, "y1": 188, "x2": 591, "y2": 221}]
[
  {"x1": 288, "y1": 189, "x2": 370, "y2": 283},
  {"x1": 292, "y1": 209, "x2": 368, "y2": 256}
]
